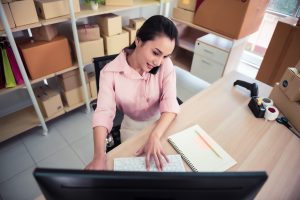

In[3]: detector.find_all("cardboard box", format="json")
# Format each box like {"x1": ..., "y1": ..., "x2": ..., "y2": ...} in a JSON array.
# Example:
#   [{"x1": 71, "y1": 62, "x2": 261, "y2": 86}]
[
  {"x1": 88, "y1": 72, "x2": 97, "y2": 98},
  {"x1": 123, "y1": 26, "x2": 136, "y2": 44},
  {"x1": 97, "y1": 14, "x2": 122, "y2": 36},
  {"x1": 79, "y1": 38, "x2": 105, "y2": 64},
  {"x1": 129, "y1": 17, "x2": 145, "y2": 30},
  {"x1": 63, "y1": 0, "x2": 80, "y2": 13},
  {"x1": 173, "y1": 7, "x2": 194, "y2": 23},
  {"x1": 35, "y1": 0, "x2": 68, "y2": 19},
  {"x1": 58, "y1": 69, "x2": 88, "y2": 91},
  {"x1": 256, "y1": 21, "x2": 300, "y2": 86},
  {"x1": 102, "y1": 30, "x2": 129, "y2": 55},
  {"x1": 193, "y1": 0, "x2": 269, "y2": 39},
  {"x1": 269, "y1": 84, "x2": 300, "y2": 132},
  {"x1": 105, "y1": 0, "x2": 133, "y2": 6},
  {"x1": 9, "y1": 0, "x2": 39, "y2": 27},
  {"x1": 19, "y1": 36, "x2": 72, "y2": 79},
  {"x1": 178, "y1": 0, "x2": 197, "y2": 11},
  {"x1": 34, "y1": 85, "x2": 64, "y2": 118},
  {"x1": 77, "y1": 24, "x2": 100, "y2": 42},
  {"x1": 0, "y1": 4, "x2": 15, "y2": 31},
  {"x1": 279, "y1": 68, "x2": 300, "y2": 101},
  {"x1": 31, "y1": 24, "x2": 58, "y2": 41},
  {"x1": 61, "y1": 84, "x2": 90, "y2": 107}
]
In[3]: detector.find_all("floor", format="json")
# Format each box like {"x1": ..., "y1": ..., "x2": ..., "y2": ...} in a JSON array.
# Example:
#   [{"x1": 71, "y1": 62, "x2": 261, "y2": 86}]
[{"x1": 0, "y1": 61, "x2": 258, "y2": 200}]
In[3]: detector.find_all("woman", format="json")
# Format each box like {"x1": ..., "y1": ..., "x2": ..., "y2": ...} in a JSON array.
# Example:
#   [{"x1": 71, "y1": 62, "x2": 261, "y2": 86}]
[{"x1": 86, "y1": 15, "x2": 180, "y2": 171}]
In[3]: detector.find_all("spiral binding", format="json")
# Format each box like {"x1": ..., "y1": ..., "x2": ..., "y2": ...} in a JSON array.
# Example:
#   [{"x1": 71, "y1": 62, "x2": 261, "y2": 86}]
[{"x1": 168, "y1": 139, "x2": 198, "y2": 172}]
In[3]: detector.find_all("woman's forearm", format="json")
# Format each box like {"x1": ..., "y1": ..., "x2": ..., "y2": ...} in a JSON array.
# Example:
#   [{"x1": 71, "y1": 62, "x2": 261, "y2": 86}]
[
  {"x1": 150, "y1": 112, "x2": 176, "y2": 139},
  {"x1": 93, "y1": 126, "x2": 108, "y2": 158}
]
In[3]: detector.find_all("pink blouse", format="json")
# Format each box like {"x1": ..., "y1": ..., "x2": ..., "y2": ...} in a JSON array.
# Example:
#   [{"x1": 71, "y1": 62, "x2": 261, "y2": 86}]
[{"x1": 92, "y1": 50, "x2": 180, "y2": 132}]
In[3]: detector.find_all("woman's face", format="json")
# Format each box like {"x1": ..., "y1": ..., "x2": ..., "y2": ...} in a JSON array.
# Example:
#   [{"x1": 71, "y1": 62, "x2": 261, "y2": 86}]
[{"x1": 135, "y1": 35, "x2": 175, "y2": 73}]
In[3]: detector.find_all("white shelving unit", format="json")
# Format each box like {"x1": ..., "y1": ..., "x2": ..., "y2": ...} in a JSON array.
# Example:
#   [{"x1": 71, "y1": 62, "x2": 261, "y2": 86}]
[
  {"x1": 171, "y1": 17, "x2": 247, "y2": 77},
  {"x1": 0, "y1": 0, "x2": 164, "y2": 142}
]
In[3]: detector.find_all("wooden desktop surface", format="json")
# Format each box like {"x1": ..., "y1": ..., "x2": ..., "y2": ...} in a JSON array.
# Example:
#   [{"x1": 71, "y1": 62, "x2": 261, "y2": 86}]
[
  {"x1": 36, "y1": 71, "x2": 300, "y2": 200},
  {"x1": 107, "y1": 71, "x2": 300, "y2": 200}
]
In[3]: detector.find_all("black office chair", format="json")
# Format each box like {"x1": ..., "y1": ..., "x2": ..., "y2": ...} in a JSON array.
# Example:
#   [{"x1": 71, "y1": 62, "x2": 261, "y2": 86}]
[
  {"x1": 92, "y1": 55, "x2": 183, "y2": 152},
  {"x1": 92, "y1": 54, "x2": 122, "y2": 152}
]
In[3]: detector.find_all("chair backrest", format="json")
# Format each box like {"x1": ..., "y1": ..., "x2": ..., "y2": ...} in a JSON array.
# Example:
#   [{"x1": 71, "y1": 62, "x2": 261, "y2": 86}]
[{"x1": 93, "y1": 54, "x2": 118, "y2": 93}]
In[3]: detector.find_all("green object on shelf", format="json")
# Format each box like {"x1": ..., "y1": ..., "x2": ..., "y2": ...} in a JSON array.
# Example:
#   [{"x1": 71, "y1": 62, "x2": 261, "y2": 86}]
[
  {"x1": 84, "y1": 0, "x2": 105, "y2": 5},
  {"x1": 1, "y1": 47, "x2": 16, "y2": 88}
]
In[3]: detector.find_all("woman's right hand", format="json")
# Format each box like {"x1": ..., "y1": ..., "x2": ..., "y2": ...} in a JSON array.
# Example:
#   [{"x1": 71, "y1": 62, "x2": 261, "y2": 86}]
[{"x1": 85, "y1": 155, "x2": 107, "y2": 170}]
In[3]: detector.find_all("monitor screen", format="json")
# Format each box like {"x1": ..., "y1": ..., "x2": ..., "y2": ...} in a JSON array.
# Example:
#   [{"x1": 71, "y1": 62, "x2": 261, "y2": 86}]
[{"x1": 34, "y1": 168, "x2": 267, "y2": 200}]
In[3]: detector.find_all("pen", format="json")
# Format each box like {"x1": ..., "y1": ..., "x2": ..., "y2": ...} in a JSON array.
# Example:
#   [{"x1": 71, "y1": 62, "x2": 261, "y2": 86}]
[{"x1": 194, "y1": 130, "x2": 222, "y2": 159}]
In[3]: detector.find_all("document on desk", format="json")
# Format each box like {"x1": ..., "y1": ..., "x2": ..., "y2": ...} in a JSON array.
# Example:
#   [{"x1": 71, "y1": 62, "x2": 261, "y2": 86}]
[
  {"x1": 168, "y1": 125, "x2": 237, "y2": 172},
  {"x1": 114, "y1": 154, "x2": 186, "y2": 172}
]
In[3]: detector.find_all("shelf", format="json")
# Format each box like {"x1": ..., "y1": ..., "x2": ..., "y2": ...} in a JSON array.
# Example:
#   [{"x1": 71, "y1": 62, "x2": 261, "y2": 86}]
[
  {"x1": 40, "y1": 16, "x2": 70, "y2": 26},
  {"x1": 172, "y1": 17, "x2": 234, "y2": 41},
  {"x1": 30, "y1": 64, "x2": 79, "y2": 84},
  {"x1": 172, "y1": 47, "x2": 193, "y2": 72},
  {"x1": 64, "y1": 101, "x2": 86, "y2": 112},
  {"x1": 1, "y1": 22, "x2": 42, "y2": 35},
  {"x1": 76, "y1": 0, "x2": 159, "y2": 19},
  {"x1": 0, "y1": 106, "x2": 40, "y2": 142},
  {"x1": 45, "y1": 110, "x2": 65, "y2": 122},
  {"x1": 1, "y1": 0, "x2": 159, "y2": 34},
  {"x1": 178, "y1": 39, "x2": 194, "y2": 52},
  {"x1": 175, "y1": 21, "x2": 207, "y2": 53},
  {"x1": 0, "y1": 84, "x2": 26, "y2": 96},
  {"x1": 0, "y1": 65, "x2": 79, "y2": 95},
  {"x1": 64, "y1": 95, "x2": 96, "y2": 112},
  {"x1": 197, "y1": 34, "x2": 233, "y2": 52}
]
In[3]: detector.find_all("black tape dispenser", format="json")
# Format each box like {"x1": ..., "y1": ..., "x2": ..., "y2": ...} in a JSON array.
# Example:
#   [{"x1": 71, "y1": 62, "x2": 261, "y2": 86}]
[
  {"x1": 233, "y1": 80, "x2": 258, "y2": 97},
  {"x1": 233, "y1": 80, "x2": 265, "y2": 118}
]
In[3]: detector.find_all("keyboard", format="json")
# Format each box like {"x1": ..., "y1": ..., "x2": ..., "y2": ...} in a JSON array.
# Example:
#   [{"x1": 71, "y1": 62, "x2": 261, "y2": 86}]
[{"x1": 114, "y1": 154, "x2": 186, "y2": 172}]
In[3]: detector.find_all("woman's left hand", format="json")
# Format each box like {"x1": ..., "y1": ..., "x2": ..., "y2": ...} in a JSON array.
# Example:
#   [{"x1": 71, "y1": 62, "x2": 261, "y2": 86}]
[{"x1": 135, "y1": 134, "x2": 169, "y2": 171}]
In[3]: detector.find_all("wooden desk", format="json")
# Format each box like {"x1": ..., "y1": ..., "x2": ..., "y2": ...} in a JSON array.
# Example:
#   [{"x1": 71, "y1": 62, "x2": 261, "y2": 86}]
[{"x1": 107, "y1": 71, "x2": 300, "y2": 200}]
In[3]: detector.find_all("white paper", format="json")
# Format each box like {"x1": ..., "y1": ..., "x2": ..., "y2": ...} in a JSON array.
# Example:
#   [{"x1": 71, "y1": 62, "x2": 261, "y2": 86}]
[{"x1": 114, "y1": 154, "x2": 186, "y2": 172}]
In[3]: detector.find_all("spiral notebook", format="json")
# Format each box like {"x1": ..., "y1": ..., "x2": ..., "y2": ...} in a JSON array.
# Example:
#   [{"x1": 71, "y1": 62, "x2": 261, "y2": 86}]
[{"x1": 168, "y1": 125, "x2": 237, "y2": 172}]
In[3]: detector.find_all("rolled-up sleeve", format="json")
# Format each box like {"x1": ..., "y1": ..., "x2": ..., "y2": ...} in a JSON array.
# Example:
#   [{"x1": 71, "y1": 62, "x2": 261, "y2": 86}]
[
  {"x1": 92, "y1": 70, "x2": 116, "y2": 132},
  {"x1": 159, "y1": 59, "x2": 180, "y2": 114}
]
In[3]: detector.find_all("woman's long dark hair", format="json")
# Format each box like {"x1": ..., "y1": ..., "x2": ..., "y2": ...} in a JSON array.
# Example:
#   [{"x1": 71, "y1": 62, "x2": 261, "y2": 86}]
[
  {"x1": 127, "y1": 15, "x2": 178, "y2": 74},
  {"x1": 128, "y1": 15, "x2": 178, "y2": 49}
]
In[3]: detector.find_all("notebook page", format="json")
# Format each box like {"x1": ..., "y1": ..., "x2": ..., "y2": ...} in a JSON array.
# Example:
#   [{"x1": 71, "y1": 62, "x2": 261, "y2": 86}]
[
  {"x1": 114, "y1": 154, "x2": 186, "y2": 172},
  {"x1": 168, "y1": 125, "x2": 236, "y2": 172}
]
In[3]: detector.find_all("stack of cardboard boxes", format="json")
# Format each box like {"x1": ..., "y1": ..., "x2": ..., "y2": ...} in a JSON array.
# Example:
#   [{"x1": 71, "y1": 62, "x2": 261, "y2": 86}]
[
  {"x1": 123, "y1": 17, "x2": 145, "y2": 44},
  {"x1": 269, "y1": 61, "x2": 300, "y2": 132},
  {"x1": 35, "y1": 0, "x2": 80, "y2": 19},
  {"x1": 58, "y1": 69, "x2": 91, "y2": 107},
  {"x1": 172, "y1": 0, "x2": 196, "y2": 23},
  {"x1": 0, "y1": 0, "x2": 38, "y2": 30},
  {"x1": 18, "y1": 24, "x2": 73, "y2": 80},
  {"x1": 256, "y1": 19, "x2": 300, "y2": 86},
  {"x1": 97, "y1": 13, "x2": 129, "y2": 55},
  {"x1": 0, "y1": 0, "x2": 80, "y2": 30},
  {"x1": 34, "y1": 85, "x2": 64, "y2": 118},
  {"x1": 77, "y1": 24, "x2": 104, "y2": 64}
]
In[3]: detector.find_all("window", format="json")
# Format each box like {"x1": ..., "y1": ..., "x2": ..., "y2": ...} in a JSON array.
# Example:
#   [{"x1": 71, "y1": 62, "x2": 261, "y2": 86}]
[{"x1": 268, "y1": 0, "x2": 300, "y2": 17}]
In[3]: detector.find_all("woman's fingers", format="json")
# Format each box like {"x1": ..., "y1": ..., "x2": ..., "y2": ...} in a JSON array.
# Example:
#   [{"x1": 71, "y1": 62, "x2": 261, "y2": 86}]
[
  {"x1": 145, "y1": 153, "x2": 151, "y2": 170},
  {"x1": 161, "y1": 150, "x2": 169, "y2": 163},
  {"x1": 153, "y1": 153, "x2": 162, "y2": 171}
]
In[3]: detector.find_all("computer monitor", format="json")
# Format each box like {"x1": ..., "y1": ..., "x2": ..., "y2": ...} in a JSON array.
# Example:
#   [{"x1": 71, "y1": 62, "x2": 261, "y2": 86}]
[{"x1": 34, "y1": 168, "x2": 267, "y2": 200}]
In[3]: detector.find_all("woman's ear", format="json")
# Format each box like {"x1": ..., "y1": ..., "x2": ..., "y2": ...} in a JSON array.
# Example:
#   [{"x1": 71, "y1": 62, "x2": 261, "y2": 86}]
[{"x1": 135, "y1": 38, "x2": 142, "y2": 47}]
